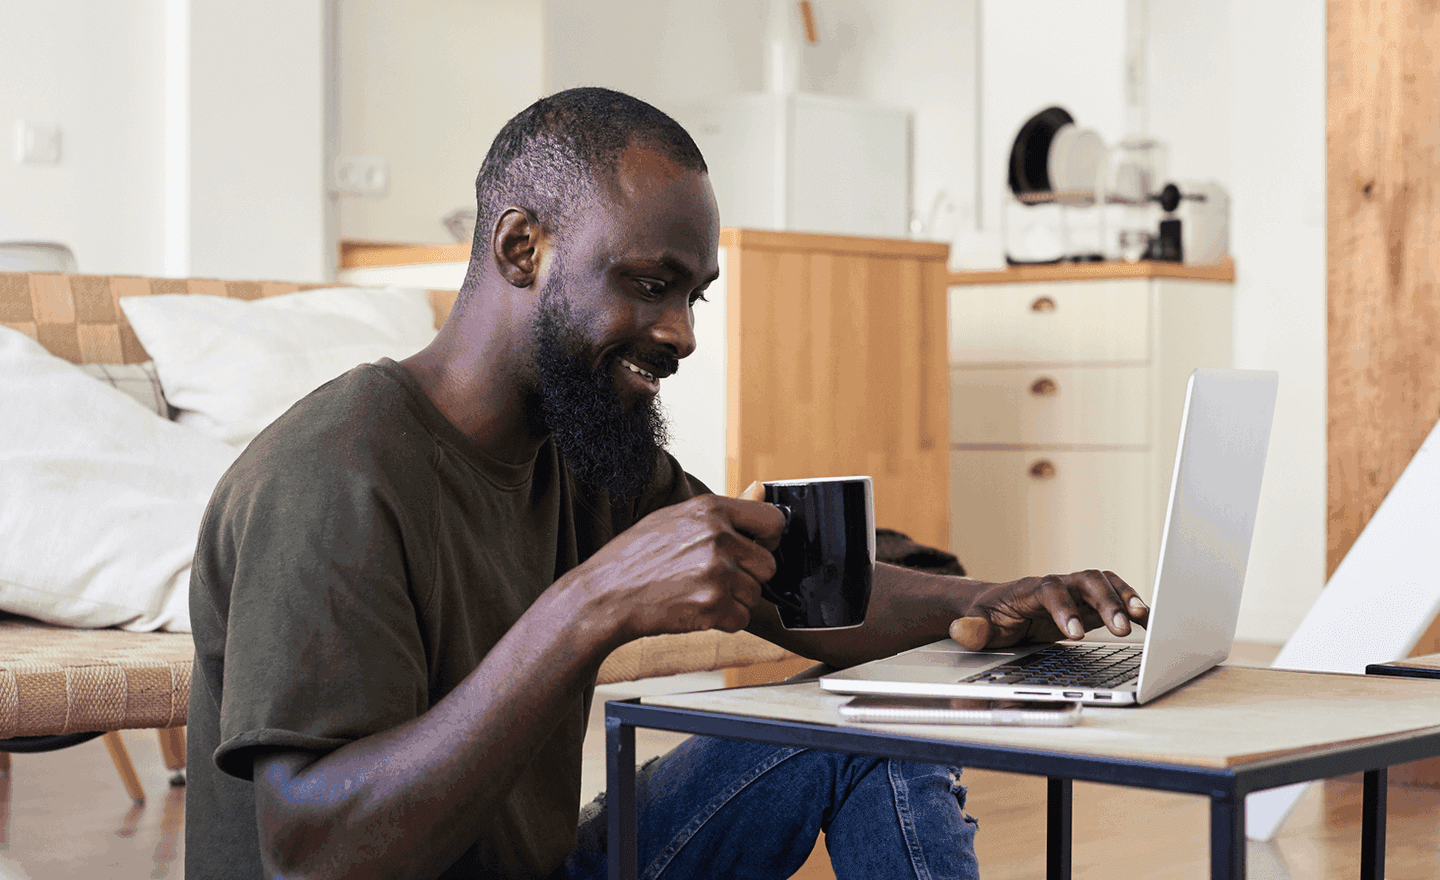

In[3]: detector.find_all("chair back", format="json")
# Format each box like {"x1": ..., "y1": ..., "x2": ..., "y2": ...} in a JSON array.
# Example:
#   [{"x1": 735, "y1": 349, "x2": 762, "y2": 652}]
[{"x1": 0, "y1": 242, "x2": 78, "y2": 273}]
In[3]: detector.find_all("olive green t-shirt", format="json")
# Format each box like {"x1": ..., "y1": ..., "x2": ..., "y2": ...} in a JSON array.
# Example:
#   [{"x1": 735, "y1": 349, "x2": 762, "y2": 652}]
[{"x1": 185, "y1": 359, "x2": 702, "y2": 879}]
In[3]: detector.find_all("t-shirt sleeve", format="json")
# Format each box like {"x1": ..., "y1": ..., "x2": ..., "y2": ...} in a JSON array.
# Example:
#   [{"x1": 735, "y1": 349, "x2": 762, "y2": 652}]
[{"x1": 195, "y1": 443, "x2": 433, "y2": 781}]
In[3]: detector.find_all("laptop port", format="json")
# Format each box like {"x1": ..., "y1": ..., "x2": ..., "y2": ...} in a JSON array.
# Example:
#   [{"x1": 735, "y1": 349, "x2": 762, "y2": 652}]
[
  {"x1": 1063, "y1": 691, "x2": 1083, "y2": 698},
  {"x1": 1015, "y1": 691, "x2": 1048, "y2": 697},
  {"x1": 1094, "y1": 694, "x2": 1113, "y2": 700}
]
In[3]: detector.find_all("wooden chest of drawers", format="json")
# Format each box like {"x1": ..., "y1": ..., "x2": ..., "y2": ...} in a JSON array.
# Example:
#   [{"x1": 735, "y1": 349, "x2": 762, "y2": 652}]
[{"x1": 947, "y1": 270, "x2": 1234, "y2": 601}]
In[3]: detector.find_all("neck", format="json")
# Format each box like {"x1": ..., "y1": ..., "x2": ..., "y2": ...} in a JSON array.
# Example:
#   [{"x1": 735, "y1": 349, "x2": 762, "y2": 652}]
[{"x1": 398, "y1": 288, "x2": 546, "y2": 464}]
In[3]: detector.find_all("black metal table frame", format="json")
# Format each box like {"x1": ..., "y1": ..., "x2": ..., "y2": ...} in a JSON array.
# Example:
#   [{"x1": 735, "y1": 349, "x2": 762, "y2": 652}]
[{"x1": 606, "y1": 697, "x2": 1440, "y2": 880}]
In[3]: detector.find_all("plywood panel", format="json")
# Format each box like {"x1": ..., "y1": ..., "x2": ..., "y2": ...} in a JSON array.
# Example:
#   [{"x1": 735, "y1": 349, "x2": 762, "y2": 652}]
[
  {"x1": 1328, "y1": 0, "x2": 1440, "y2": 577},
  {"x1": 1329, "y1": 0, "x2": 1440, "y2": 788},
  {"x1": 726, "y1": 232, "x2": 950, "y2": 550}
]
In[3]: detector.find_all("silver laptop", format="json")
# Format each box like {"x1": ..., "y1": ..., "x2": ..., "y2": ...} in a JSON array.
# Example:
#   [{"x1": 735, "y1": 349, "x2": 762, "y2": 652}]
[{"x1": 820, "y1": 368, "x2": 1278, "y2": 706}]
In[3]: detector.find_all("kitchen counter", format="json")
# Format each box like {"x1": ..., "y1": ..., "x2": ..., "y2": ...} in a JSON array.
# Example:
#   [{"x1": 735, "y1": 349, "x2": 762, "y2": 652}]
[
  {"x1": 948, "y1": 257, "x2": 1234, "y2": 286},
  {"x1": 339, "y1": 241, "x2": 470, "y2": 269}
]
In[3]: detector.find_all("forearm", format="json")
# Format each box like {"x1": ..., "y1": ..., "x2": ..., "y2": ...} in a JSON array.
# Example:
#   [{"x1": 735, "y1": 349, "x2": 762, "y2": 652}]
[
  {"x1": 256, "y1": 575, "x2": 617, "y2": 880},
  {"x1": 748, "y1": 562, "x2": 988, "y2": 669}
]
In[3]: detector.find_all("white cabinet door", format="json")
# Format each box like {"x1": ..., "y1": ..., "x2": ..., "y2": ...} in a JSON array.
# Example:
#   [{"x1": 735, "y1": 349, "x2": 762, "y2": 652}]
[
  {"x1": 949, "y1": 365, "x2": 1150, "y2": 446},
  {"x1": 950, "y1": 448, "x2": 1155, "y2": 601}
]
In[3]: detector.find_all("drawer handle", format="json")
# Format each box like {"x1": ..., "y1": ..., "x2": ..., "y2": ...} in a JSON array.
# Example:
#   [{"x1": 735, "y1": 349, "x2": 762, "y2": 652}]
[
  {"x1": 1030, "y1": 376, "x2": 1058, "y2": 396},
  {"x1": 1029, "y1": 460, "x2": 1057, "y2": 479},
  {"x1": 1030, "y1": 296, "x2": 1057, "y2": 313}
]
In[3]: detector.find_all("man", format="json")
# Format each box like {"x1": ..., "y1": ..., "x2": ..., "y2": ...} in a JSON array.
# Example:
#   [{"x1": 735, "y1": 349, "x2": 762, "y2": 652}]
[{"x1": 187, "y1": 87, "x2": 1147, "y2": 880}]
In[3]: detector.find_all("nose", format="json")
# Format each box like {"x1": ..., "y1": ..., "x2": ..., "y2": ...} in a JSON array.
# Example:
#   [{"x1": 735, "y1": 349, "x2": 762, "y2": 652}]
[{"x1": 651, "y1": 298, "x2": 697, "y2": 360}]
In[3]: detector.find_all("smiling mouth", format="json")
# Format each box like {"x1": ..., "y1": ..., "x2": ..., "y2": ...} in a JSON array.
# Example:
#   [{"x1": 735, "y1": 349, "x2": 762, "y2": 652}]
[{"x1": 619, "y1": 357, "x2": 658, "y2": 383}]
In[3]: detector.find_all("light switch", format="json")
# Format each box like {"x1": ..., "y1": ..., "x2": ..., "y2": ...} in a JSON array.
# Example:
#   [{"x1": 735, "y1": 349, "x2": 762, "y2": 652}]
[
  {"x1": 332, "y1": 154, "x2": 388, "y2": 196},
  {"x1": 16, "y1": 120, "x2": 62, "y2": 165}
]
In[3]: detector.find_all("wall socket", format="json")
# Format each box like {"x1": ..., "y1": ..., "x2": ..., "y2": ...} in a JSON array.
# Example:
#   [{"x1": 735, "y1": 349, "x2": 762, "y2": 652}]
[
  {"x1": 333, "y1": 154, "x2": 389, "y2": 196},
  {"x1": 16, "y1": 120, "x2": 62, "y2": 165}
]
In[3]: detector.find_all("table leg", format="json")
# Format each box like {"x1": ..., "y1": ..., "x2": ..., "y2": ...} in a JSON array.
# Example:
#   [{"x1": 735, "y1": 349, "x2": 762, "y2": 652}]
[
  {"x1": 1360, "y1": 768, "x2": 1387, "y2": 880},
  {"x1": 607, "y1": 716, "x2": 638, "y2": 880},
  {"x1": 1047, "y1": 777, "x2": 1072, "y2": 880},
  {"x1": 1209, "y1": 794, "x2": 1245, "y2": 880}
]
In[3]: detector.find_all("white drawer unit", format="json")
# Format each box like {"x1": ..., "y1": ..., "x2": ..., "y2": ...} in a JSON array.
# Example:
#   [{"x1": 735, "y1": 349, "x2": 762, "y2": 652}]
[
  {"x1": 947, "y1": 274, "x2": 1234, "y2": 602},
  {"x1": 949, "y1": 449, "x2": 1152, "y2": 592},
  {"x1": 949, "y1": 279, "x2": 1151, "y2": 365},
  {"x1": 949, "y1": 365, "x2": 1151, "y2": 446}
]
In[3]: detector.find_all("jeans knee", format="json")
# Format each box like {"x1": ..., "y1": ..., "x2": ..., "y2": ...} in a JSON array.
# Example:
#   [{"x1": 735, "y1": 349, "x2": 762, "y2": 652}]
[{"x1": 892, "y1": 761, "x2": 977, "y2": 826}]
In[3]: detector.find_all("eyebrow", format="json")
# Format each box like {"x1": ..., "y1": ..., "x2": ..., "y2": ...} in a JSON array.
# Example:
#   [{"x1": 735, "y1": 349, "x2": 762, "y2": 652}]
[{"x1": 626, "y1": 255, "x2": 720, "y2": 286}]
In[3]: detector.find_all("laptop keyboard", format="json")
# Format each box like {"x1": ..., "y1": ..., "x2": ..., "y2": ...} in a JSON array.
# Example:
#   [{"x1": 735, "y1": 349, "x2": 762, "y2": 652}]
[{"x1": 961, "y1": 644, "x2": 1143, "y2": 689}]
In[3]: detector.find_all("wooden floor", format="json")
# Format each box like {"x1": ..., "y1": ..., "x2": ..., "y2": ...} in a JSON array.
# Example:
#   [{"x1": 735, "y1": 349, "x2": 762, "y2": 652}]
[{"x1": 3, "y1": 644, "x2": 1438, "y2": 878}]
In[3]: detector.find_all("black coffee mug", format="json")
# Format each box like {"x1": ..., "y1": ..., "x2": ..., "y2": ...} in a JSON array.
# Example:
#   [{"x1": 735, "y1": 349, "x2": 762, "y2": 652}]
[{"x1": 761, "y1": 476, "x2": 875, "y2": 629}]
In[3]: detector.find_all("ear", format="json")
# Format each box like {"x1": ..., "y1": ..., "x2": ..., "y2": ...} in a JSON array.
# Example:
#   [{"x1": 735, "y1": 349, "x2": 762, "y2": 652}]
[{"x1": 492, "y1": 207, "x2": 543, "y2": 287}]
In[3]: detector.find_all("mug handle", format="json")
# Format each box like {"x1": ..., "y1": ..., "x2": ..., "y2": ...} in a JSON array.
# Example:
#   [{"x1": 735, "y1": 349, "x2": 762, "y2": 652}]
[{"x1": 760, "y1": 504, "x2": 804, "y2": 612}]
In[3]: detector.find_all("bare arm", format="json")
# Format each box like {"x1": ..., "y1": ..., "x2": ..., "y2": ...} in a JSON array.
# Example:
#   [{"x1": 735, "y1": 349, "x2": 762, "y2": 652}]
[
  {"x1": 746, "y1": 562, "x2": 1150, "y2": 669},
  {"x1": 736, "y1": 484, "x2": 1149, "y2": 668},
  {"x1": 745, "y1": 561, "x2": 980, "y2": 668},
  {"x1": 252, "y1": 494, "x2": 785, "y2": 880}
]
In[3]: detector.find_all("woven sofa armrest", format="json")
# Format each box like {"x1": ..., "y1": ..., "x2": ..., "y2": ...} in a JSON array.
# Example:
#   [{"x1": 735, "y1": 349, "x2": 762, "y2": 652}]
[{"x1": 0, "y1": 621, "x2": 192, "y2": 738}]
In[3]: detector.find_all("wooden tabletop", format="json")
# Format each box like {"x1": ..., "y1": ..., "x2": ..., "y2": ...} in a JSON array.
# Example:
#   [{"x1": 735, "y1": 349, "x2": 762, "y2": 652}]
[{"x1": 641, "y1": 665, "x2": 1440, "y2": 769}]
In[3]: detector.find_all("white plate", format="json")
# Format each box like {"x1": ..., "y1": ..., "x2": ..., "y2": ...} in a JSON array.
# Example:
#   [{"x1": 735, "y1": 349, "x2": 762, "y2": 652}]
[{"x1": 1049, "y1": 125, "x2": 1106, "y2": 205}]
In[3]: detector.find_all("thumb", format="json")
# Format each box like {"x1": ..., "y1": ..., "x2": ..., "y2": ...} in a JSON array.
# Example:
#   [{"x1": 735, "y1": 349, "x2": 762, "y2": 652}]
[
  {"x1": 949, "y1": 616, "x2": 994, "y2": 651},
  {"x1": 738, "y1": 481, "x2": 766, "y2": 502}
]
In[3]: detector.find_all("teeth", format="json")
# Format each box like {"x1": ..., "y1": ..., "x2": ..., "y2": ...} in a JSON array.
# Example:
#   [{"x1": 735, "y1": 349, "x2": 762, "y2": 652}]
[{"x1": 621, "y1": 359, "x2": 656, "y2": 382}]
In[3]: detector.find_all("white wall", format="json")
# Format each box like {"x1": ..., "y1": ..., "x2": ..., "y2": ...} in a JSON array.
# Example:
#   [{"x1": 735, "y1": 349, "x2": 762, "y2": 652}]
[
  {"x1": 183, "y1": 0, "x2": 330, "y2": 282},
  {"x1": 3, "y1": 0, "x2": 334, "y2": 282},
  {"x1": 543, "y1": 0, "x2": 979, "y2": 244},
  {"x1": 1147, "y1": 0, "x2": 1327, "y2": 644},
  {"x1": 336, "y1": 0, "x2": 545, "y2": 245},
  {"x1": 978, "y1": 0, "x2": 1127, "y2": 234},
  {"x1": 662, "y1": 248, "x2": 728, "y2": 494},
  {"x1": 0, "y1": 0, "x2": 168, "y2": 276}
]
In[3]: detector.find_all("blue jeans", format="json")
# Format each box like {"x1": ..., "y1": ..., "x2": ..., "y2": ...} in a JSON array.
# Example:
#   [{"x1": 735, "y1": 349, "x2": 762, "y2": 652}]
[{"x1": 562, "y1": 735, "x2": 980, "y2": 879}]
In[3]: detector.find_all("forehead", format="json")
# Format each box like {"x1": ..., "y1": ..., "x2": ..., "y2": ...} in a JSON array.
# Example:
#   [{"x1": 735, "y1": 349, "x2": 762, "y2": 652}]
[{"x1": 567, "y1": 144, "x2": 720, "y2": 280}]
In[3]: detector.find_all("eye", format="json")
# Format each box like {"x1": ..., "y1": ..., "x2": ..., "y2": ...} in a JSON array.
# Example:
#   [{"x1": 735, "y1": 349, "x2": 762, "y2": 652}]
[
  {"x1": 635, "y1": 278, "x2": 667, "y2": 298},
  {"x1": 689, "y1": 289, "x2": 709, "y2": 306}
]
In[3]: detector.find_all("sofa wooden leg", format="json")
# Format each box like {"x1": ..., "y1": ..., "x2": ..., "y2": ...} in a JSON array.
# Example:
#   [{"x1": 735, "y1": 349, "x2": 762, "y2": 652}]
[
  {"x1": 102, "y1": 732, "x2": 145, "y2": 804},
  {"x1": 0, "y1": 751, "x2": 9, "y2": 775},
  {"x1": 157, "y1": 727, "x2": 186, "y2": 786}
]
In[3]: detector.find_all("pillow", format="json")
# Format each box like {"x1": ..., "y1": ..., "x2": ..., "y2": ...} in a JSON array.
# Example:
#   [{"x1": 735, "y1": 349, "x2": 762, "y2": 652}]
[
  {"x1": 0, "y1": 325, "x2": 238, "y2": 632},
  {"x1": 76, "y1": 361, "x2": 172, "y2": 418},
  {"x1": 119, "y1": 286, "x2": 438, "y2": 448}
]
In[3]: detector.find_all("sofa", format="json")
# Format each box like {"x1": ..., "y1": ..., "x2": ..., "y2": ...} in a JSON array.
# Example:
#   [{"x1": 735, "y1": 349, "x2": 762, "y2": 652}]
[{"x1": 0, "y1": 269, "x2": 797, "y2": 798}]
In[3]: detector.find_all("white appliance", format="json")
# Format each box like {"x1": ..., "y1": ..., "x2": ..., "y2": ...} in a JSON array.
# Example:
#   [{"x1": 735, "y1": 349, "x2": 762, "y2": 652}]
[{"x1": 683, "y1": 92, "x2": 911, "y2": 238}]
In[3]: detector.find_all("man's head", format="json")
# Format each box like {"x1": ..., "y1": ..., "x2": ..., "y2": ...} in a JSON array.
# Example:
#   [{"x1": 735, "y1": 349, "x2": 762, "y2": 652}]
[
  {"x1": 472, "y1": 87, "x2": 708, "y2": 256},
  {"x1": 470, "y1": 88, "x2": 720, "y2": 500}
]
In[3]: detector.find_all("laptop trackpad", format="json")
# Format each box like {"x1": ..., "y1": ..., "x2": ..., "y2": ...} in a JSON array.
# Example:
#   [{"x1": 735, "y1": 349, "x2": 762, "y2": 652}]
[
  {"x1": 851, "y1": 641, "x2": 1026, "y2": 676},
  {"x1": 903, "y1": 639, "x2": 1028, "y2": 663}
]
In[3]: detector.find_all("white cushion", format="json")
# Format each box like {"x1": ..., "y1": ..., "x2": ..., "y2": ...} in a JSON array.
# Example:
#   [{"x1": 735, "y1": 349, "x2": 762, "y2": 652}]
[
  {"x1": 119, "y1": 286, "x2": 438, "y2": 448},
  {"x1": 0, "y1": 326, "x2": 237, "y2": 632},
  {"x1": 76, "y1": 361, "x2": 170, "y2": 418}
]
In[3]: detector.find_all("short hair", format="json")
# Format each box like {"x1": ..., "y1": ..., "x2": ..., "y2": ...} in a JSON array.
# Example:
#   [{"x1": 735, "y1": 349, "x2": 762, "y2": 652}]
[{"x1": 474, "y1": 87, "x2": 707, "y2": 245}]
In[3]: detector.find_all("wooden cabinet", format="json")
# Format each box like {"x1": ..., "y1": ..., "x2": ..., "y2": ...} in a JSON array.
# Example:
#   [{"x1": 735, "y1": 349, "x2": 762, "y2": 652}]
[
  {"x1": 946, "y1": 267, "x2": 1234, "y2": 600},
  {"x1": 722, "y1": 229, "x2": 951, "y2": 551}
]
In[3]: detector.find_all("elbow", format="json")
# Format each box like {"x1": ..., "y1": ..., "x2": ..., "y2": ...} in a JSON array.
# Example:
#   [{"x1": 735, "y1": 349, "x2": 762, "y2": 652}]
[{"x1": 254, "y1": 752, "x2": 356, "y2": 880}]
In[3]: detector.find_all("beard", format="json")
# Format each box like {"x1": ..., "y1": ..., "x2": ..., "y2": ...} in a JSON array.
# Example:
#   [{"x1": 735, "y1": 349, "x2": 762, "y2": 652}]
[{"x1": 530, "y1": 287, "x2": 673, "y2": 502}]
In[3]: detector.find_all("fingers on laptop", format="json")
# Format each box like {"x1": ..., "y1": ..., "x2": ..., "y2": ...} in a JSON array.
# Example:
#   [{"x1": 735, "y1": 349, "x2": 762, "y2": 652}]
[{"x1": 1039, "y1": 570, "x2": 1149, "y2": 640}]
